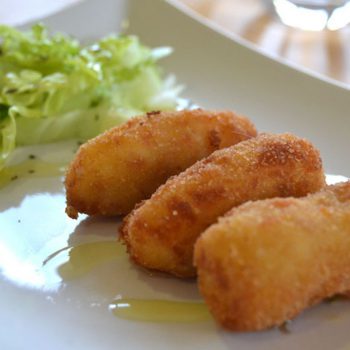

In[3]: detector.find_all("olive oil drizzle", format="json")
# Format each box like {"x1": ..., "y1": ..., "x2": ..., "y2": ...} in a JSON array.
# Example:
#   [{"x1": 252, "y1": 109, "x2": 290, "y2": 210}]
[
  {"x1": 43, "y1": 240, "x2": 125, "y2": 281},
  {"x1": 43, "y1": 241, "x2": 210, "y2": 324},
  {"x1": 0, "y1": 159, "x2": 67, "y2": 189},
  {"x1": 111, "y1": 298, "x2": 211, "y2": 323}
]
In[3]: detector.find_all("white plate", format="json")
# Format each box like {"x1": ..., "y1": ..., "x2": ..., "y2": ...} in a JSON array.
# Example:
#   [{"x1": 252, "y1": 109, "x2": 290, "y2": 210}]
[{"x1": 2, "y1": 1, "x2": 350, "y2": 349}]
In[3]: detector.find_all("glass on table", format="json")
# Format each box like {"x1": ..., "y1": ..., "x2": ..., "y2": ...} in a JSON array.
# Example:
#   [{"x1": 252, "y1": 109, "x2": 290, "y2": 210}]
[{"x1": 263, "y1": 0, "x2": 350, "y2": 30}]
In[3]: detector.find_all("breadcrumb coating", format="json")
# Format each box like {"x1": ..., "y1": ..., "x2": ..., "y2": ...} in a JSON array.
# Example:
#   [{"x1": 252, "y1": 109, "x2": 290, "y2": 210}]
[
  {"x1": 194, "y1": 182, "x2": 350, "y2": 331},
  {"x1": 65, "y1": 109, "x2": 256, "y2": 217},
  {"x1": 121, "y1": 133, "x2": 325, "y2": 277}
]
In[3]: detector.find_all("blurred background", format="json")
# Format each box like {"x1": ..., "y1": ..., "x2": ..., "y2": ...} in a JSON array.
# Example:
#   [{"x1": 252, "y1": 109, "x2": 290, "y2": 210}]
[
  {"x1": 0, "y1": 0, "x2": 349, "y2": 87},
  {"x1": 178, "y1": 0, "x2": 350, "y2": 87}
]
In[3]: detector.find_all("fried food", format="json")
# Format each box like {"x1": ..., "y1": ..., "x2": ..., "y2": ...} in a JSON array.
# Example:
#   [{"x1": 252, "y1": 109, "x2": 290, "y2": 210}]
[
  {"x1": 194, "y1": 182, "x2": 350, "y2": 332},
  {"x1": 121, "y1": 133, "x2": 325, "y2": 278},
  {"x1": 65, "y1": 109, "x2": 257, "y2": 218}
]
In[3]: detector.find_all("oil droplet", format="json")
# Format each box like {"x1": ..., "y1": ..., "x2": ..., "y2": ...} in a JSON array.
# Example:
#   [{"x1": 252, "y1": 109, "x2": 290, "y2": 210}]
[
  {"x1": 44, "y1": 241, "x2": 125, "y2": 281},
  {"x1": 0, "y1": 159, "x2": 67, "y2": 189},
  {"x1": 111, "y1": 298, "x2": 211, "y2": 323},
  {"x1": 278, "y1": 320, "x2": 292, "y2": 334}
]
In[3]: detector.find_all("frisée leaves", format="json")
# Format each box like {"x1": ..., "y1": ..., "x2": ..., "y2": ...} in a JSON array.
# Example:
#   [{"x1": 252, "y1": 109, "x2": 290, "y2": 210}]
[{"x1": 0, "y1": 24, "x2": 181, "y2": 169}]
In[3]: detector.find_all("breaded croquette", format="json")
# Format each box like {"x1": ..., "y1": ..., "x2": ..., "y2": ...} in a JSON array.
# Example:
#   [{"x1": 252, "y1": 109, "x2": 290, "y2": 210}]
[
  {"x1": 121, "y1": 133, "x2": 325, "y2": 278},
  {"x1": 65, "y1": 109, "x2": 257, "y2": 218},
  {"x1": 194, "y1": 182, "x2": 350, "y2": 332}
]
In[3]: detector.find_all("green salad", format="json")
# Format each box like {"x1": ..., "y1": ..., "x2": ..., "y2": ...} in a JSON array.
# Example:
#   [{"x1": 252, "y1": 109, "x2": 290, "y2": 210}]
[{"x1": 0, "y1": 24, "x2": 181, "y2": 169}]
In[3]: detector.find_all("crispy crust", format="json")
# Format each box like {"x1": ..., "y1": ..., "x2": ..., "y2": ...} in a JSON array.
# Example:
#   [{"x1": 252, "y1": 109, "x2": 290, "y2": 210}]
[
  {"x1": 121, "y1": 133, "x2": 326, "y2": 278},
  {"x1": 194, "y1": 182, "x2": 350, "y2": 331},
  {"x1": 65, "y1": 109, "x2": 257, "y2": 217}
]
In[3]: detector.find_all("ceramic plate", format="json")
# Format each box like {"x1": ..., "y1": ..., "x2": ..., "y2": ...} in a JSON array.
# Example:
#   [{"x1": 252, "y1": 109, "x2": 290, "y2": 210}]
[{"x1": 1, "y1": 1, "x2": 350, "y2": 349}]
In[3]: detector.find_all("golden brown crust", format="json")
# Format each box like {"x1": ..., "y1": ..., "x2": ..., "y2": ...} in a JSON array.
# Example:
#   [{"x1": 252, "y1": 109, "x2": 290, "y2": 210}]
[
  {"x1": 121, "y1": 133, "x2": 325, "y2": 278},
  {"x1": 65, "y1": 205, "x2": 78, "y2": 220},
  {"x1": 194, "y1": 182, "x2": 350, "y2": 331},
  {"x1": 65, "y1": 109, "x2": 257, "y2": 217}
]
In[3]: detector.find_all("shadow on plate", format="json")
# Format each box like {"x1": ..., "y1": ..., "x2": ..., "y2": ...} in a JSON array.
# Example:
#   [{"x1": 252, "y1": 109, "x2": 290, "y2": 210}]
[{"x1": 49, "y1": 215, "x2": 202, "y2": 301}]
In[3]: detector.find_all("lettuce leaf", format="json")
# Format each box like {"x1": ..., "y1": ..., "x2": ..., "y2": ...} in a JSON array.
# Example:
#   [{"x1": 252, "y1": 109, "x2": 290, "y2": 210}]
[{"x1": 0, "y1": 24, "x2": 181, "y2": 169}]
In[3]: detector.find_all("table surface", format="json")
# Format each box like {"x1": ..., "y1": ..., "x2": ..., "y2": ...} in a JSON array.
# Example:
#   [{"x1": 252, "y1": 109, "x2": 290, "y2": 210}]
[
  {"x1": 177, "y1": 0, "x2": 350, "y2": 87},
  {"x1": 0, "y1": 0, "x2": 349, "y2": 87}
]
